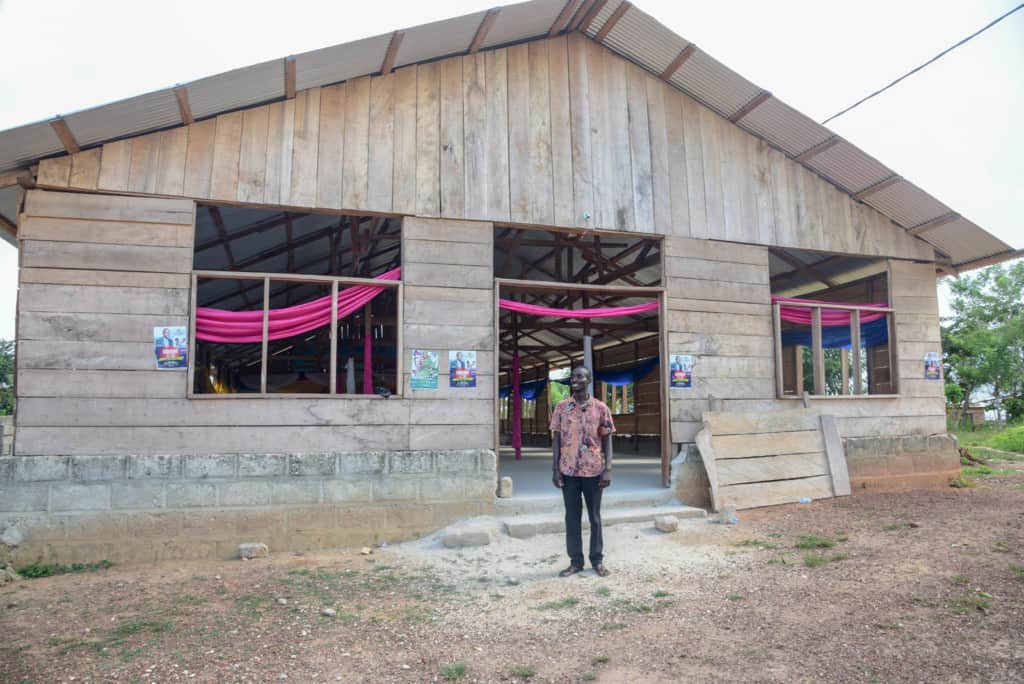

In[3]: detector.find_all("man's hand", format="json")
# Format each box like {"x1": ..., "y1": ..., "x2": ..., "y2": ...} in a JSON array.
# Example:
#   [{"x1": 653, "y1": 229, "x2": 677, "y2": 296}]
[
  {"x1": 599, "y1": 468, "x2": 612, "y2": 489},
  {"x1": 552, "y1": 471, "x2": 564, "y2": 488}
]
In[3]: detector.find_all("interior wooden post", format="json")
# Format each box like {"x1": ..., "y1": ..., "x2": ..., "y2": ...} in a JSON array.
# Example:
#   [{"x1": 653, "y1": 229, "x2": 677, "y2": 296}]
[
  {"x1": 840, "y1": 348, "x2": 849, "y2": 394},
  {"x1": 772, "y1": 302, "x2": 784, "y2": 398},
  {"x1": 851, "y1": 308, "x2": 863, "y2": 394},
  {"x1": 795, "y1": 345, "x2": 804, "y2": 394},
  {"x1": 811, "y1": 307, "x2": 825, "y2": 395},
  {"x1": 329, "y1": 279, "x2": 338, "y2": 394},
  {"x1": 260, "y1": 277, "x2": 270, "y2": 394}
]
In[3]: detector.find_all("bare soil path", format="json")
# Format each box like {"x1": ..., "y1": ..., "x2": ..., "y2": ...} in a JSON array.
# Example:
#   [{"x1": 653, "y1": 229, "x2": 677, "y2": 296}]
[{"x1": 3, "y1": 465, "x2": 1023, "y2": 684}]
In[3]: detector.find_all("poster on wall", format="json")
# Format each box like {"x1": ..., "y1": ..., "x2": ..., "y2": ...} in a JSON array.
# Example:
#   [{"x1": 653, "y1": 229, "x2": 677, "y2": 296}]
[
  {"x1": 924, "y1": 352, "x2": 942, "y2": 380},
  {"x1": 669, "y1": 353, "x2": 693, "y2": 388},
  {"x1": 153, "y1": 326, "x2": 188, "y2": 370},
  {"x1": 448, "y1": 351, "x2": 477, "y2": 388},
  {"x1": 410, "y1": 349, "x2": 440, "y2": 389}
]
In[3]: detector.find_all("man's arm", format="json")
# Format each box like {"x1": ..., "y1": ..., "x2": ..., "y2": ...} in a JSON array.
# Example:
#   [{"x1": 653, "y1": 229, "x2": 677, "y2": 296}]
[
  {"x1": 599, "y1": 432, "x2": 613, "y2": 488},
  {"x1": 552, "y1": 432, "x2": 563, "y2": 488}
]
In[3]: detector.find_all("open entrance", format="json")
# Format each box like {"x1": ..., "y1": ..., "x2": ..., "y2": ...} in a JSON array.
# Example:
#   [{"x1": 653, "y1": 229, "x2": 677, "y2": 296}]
[{"x1": 493, "y1": 227, "x2": 667, "y2": 498}]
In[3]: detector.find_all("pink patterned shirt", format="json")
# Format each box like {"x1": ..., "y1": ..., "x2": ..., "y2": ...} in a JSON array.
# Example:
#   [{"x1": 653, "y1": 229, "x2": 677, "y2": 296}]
[{"x1": 549, "y1": 397, "x2": 615, "y2": 477}]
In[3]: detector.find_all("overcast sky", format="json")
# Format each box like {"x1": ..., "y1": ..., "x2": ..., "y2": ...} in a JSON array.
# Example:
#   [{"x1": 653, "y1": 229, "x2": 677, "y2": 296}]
[{"x1": 0, "y1": 0, "x2": 1021, "y2": 339}]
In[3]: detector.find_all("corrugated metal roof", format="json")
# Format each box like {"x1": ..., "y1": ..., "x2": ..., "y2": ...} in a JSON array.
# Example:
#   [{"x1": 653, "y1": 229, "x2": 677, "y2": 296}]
[{"x1": 0, "y1": 0, "x2": 1014, "y2": 269}]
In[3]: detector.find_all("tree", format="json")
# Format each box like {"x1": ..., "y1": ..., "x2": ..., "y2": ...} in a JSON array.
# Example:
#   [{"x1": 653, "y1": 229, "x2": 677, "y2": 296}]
[
  {"x1": 0, "y1": 339, "x2": 12, "y2": 416},
  {"x1": 941, "y1": 260, "x2": 1024, "y2": 415}
]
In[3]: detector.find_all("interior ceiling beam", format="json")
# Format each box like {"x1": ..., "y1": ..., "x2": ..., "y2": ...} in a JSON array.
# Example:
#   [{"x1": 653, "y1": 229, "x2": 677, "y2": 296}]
[
  {"x1": 196, "y1": 212, "x2": 294, "y2": 252},
  {"x1": 49, "y1": 117, "x2": 80, "y2": 155},
  {"x1": 208, "y1": 206, "x2": 252, "y2": 307},
  {"x1": 852, "y1": 174, "x2": 901, "y2": 202},
  {"x1": 548, "y1": 0, "x2": 580, "y2": 36},
  {"x1": 908, "y1": 212, "x2": 960, "y2": 236},
  {"x1": 173, "y1": 86, "x2": 194, "y2": 125},
  {"x1": 769, "y1": 248, "x2": 838, "y2": 289},
  {"x1": 284, "y1": 56, "x2": 297, "y2": 99},
  {"x1": 380, "y1": 31, "x2": 404, "y2": 74},
  {"x1": 729, "y1": 90, "x2": 771, "y2": 123},
  {"x1": 660, "y1": 44, "x2": 696, "y2": 80},
  {"x1": 795, "y1": 135, "x2": 841, "y2": 164},
  {"x1": 468, "y1": 8, "x2": 501, "y2": 54},
  {"x1": 593, "y1": 1, "x2": 631, "y2": 42}
]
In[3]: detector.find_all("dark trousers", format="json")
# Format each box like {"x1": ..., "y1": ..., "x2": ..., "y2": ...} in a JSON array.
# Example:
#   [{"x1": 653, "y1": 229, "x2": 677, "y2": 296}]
[{"x1": 562, "y1": 475, "x2": 603, "y2": 568}]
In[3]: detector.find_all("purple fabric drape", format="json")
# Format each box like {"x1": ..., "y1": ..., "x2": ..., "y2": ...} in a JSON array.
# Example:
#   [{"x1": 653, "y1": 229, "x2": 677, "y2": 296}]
[
  {"x1": 512, "y1": 352, "x2": 522, "y2": 460},
  {"x1": 196, "y1": 267, "x2": 401, "y2": 343},
  {"x1": 499, "y1": 298, "x2": 658, "y2": 319},
  {"x1": 771, "y1": 296, "x2": 888, "y2": 327}
]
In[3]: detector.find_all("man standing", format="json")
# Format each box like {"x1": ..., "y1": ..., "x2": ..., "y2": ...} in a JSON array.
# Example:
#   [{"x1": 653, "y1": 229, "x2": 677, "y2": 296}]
[{"x1": 550, "y1": 366, "x2": 614, "y2": 577}]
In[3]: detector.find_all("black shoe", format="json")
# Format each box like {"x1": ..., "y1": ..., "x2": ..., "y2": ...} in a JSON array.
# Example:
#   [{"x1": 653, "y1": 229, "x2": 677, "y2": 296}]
[
  {"x1": 593, "y1": 564, "x2": 611, "y2": 577},
  {"x1": 558, "y1": 565, "x2": 584, "y2": 577}
]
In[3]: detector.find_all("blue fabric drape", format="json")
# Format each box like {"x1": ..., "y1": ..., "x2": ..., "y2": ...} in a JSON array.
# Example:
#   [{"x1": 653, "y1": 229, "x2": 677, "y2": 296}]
[
  {"x1": 500, "y1": 357, "x2": 661, "y2": 397},
  {"x1": 781, "y1": 317, "x2": 889, "y2": 349},
  {"x1": 499, "y1": 378, "x2": 547, "y2": 400}
]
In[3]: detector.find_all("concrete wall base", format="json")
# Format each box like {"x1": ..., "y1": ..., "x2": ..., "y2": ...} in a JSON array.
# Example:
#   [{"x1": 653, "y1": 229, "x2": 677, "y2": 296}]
[{"x1": 844, "y1": 434, "x2": 960, "y2": 492}]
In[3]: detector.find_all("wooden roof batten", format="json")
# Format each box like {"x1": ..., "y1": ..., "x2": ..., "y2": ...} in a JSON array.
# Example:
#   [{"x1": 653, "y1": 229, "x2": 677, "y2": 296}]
[{"x1": 469, "y1": 8, "x2": 502, "y2": 54}]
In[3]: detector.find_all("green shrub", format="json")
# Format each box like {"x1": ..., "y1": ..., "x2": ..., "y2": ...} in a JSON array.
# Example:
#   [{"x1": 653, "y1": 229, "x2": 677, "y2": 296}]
[{"x1": 990, "y1": 426, "x2": 1024, "y2": 453}]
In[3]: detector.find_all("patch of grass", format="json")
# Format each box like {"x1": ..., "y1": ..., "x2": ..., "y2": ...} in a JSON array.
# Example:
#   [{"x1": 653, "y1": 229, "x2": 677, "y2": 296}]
[
  {"x1": 795, "y1": 535, "x2": 835, "y2": 549},
  {"x1": 952, "y1": 575, "x2": 972, "y2": 586},
  {"x1": 727, "y1": 593, "x2": 746, "y2": 602},
  {"x1": 962, "y1": 464, "x2": 994, "y2": 476},
  {"x1": 601, "y1": 622, "x2": 626, "y2": 631},
  {"x1": 992, "y1": 541, "x2": 1010, "y2": 553},
  {"x1": 17, "y1": 560, "x2": 114, "y2": 578},
  {"x1": 595, "y1": 586, "x2": 611, "y2": 597},
  {"x1": 989, "y1": 425, "x2": 1024, "y2": 453},
  {"x1": 440, "y1": 662, "x2": 467, "y2": 681},
  {"x1": 949, "y1": 477, "x2": 975, "y2": 489},
  {"x1": 113, "y1": 620, "x2": 172, "y2": 638},
  {"x1": 766, "y1": 555, "x2": 789, "y2": 566},
  {"x1": 538, "y1": 596, "x2": 580, "y2": 610},
  {"x1": 735, "y1": 539, "x2": 779, "y2": 550},
  {"x1": 911, "y1": 596, "x2": 940, "y2": 609},
  {"x1": 237, "y1": 593, "x2": 271, "y2": 616},
  {"x1": 652, "y1": 590, "x2": 670, "y2": 598},
  {"x1": 580, "y1": 672, "x2": 597, "y2": 682},
  {"x1": 883, "y1": 523, "x2": 913, "y2": 531},
  {"x1": 172, "y1": 593, "x2": 205, "y2": 606},
  {"x1": 1009, "y1": 563, "x2": 1024, "y2": 580},
  {"x1": 509, "y1": 665, "x2": 537, "y2": 679},
  {"x1": 592, "y1": 655, "x2": 610, "y2": 665},
  {"x1": 804, "y1": 553, "x2": 828, "y2": 568},
  {"x1": 948, "y1": 591, "x2": 992, "y2": 615},
  {"x1": 1012, "y1": 484, "x2": 1024, "y2": 491},
  {"x1": 191, "y1": 575, "x2": 208, "y2": 582}
]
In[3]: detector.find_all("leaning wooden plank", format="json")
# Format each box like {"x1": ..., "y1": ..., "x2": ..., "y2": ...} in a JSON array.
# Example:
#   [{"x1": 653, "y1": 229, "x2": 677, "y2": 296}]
[
  {"x1": 289, "y1": 87, "x2": 321, "y2": 207},
  {"x1": 18, "y1": 216, "x2": 192, "y2": 247},
  {"x1": 695, "y1": 425, "x2": 721, "y2": 512},
  {"x1": 712, "y1": 430, "x2": 824, "y2": 459},
  {"x1": 237, "y1": 106, "x2": 271, "y2": 204},
  {"x1": 718, "y1": 475, "x2": 834, "y2": 510},
  {"x1": 69, "y1": 148, "x2": 102, "y2": 190},
  {"x1": 20, "y1": 241, "x2": 192, "y2": 274},
  {"x1": 24, "y1": 190, "x2": 193, "y2": 224},
  {"x1": 19, "y1": 268, "x2": 191, "y2": 289},
  {"x1": 715, "y1": 451, "x2": 829, "y2": 487},
  {"x1": 703, "y1": 409, "x2": 822, "y2": 435},
  {"x1": 183, "y1": 118, "x2": 217, "y2": 199},
  {"x1": 37, "y1": 156, "x2": 72, "y2": 188},
  {"x1": 97, "y1": 139, "x2": 133, "y2": 192},
  {"x1": 820, "y1": 414, "x2": 851, "y2": 496}
]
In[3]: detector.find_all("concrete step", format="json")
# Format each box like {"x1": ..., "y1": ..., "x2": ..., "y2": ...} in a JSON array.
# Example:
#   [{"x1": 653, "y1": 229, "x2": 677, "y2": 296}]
[
  {"x1": 502, "y1": 504, "x2": 706, "y2": 539},
  {"x1": 494, "y1": 486, "x2": 675, "y2": 516}
]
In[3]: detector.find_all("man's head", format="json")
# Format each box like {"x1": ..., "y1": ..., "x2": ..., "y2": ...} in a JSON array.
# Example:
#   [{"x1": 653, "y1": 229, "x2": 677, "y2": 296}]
[
  {"x1": 456, "y1": 352, "x2": 463, "y2": 361},
  {"x1": 674, "y1": 355, "x2": 682, "y2": 364},
  {"x1": 569, "y1": 366, "x2": 591, "y2": 393},
  {"x1": 162, "y1": 328, "x2": 171, "y2": 338}
]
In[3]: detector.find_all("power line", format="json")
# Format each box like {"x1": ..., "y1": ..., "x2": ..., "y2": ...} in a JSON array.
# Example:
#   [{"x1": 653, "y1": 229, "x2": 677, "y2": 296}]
[{"x1": 822, "y1": 3, "x2": 1024, "y2": 124}]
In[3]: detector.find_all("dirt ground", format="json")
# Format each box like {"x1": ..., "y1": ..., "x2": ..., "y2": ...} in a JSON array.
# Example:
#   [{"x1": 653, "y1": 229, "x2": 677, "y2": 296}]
[{"x1": 2, "y1": 458, "x2": 1023, "y2": 684}]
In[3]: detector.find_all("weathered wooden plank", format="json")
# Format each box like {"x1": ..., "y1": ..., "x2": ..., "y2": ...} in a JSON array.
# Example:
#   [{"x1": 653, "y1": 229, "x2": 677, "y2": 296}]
[
  {"x1": 667, "y1": 298, "x2": 771, "y2": 316},
  {"x1": 666, "y1": 277, "x2": 770, "y2": 304},
  {"x1": 438, "y1": 57, "x2": 466, "y2": 218},
  {"x1": 688, "y1": 356, "x2": 775, "y2": 379},
  {"x1": 17, "y1": 396, "x2": 410, "y2": 428},
  {"x1": 127, "y1": 132, "x2": 160, "y2": 194},
  {"x1": 891, "y1": 295, "x2": 939, "y2": 316},
  {"x1": 651, "y1": 79, "x2": 679, "y2": 236},
  {"x1": 37, "y1": 156, "x2": 72, "y2": 187},
  {"x1": 69, "y1": 148, "x2": 102, "y2": 190},
  {"x1": 752, "y1": 139, "x2": 775, "y2": 245},
  {"x1": 507, "y1": 43, "x2": 531, "y2": 223},
  {"x1": 15, "y1": 425, "x2": 409, "y2": 456},
  {"x1": 16, "y1": 369, "x2": 186, "y2": 399},
  {"x1": 663, "y1": 235, "x2": 769, "y2": 266},
  {"x1": 404, "y1": 323, "x2": 493, "y2": 349},
  {"x1": 17, "y1": 340, "x2": 167, "y2": 371},
  {"x1": 408, "y1": 399, "x2": 493, "y2": 426},
  {"x1": 566, "y1": 32, "x2": 594, "y2": 229},
  {"x1": 18, "y1": 216, "x2": 191, "y2": 247},
  {"x1": 20, "y1": 240, "x2": 192, "y2": 274},
  {"x1": 604, "y1": 48, "x2": 633, "y2": 231},
  {"x1": 392, "y1": 65, "x2": 418, "y2": 215},
  {"x1": 97, "y1": 139, "x2": 132, "y2": 192},
  {"x1": 820, "y1": 414, "x2": 851, "y2": 496},
  {"x1": 680, "y1": 95, "x2": 707, "y2": 239},
  {"x1": 210, "y1": 111, "x2": 244, "y2": 201},
  {"x1": 703, "y1": 408, "x2": 821, "y2": 435},
  {"x1": 528, "y1": 40, "x2": 555, "y2": 225},
  {"x1": 713, "y1": 430, "x2": 824, "y2": 458},
  {"x1": 367, "y1": 72, "x2": 395, "y2": 213},
  {"x1": 18, "y1": 283, "x2": 189, "y2": 315},
  {"x1": 155, "y1": 126, "x2": 189, "y2": 196},
  {"x1": 404, "y1": 299, "x2": 493, "y2": 326},
  {"x1": 403, "y1": 285, "x2": 493, "y2": 303},
  {"x1": 402, "y1": 218, "x2": 492, "y2": 243},
  {"x1": 664, "y1": 255, "x2": 769, "y2": 284},
  {"x1": 768, "y1": 147, "x2": 796, "y2": 247},
  {"x1": 484, "y1": 48, "x2": 510, "y2": 221},
  {"x1": 836, "y1": 414, "x2": 946, "y2": 438},
  {"x1": 463, "y1": 53, "x2": 487, "y2": 220},
  {"x1": 19, "y1": 268, "x2": 191, "y2": 289},
  {"x1": 403, "y1": 239, "x2": 492, "y2": 266},
  {"x1": 237, "y1": 106, "x2": 270, "y2": 204},
  {"x1": 314, "y1": 82, "x2": 345, "y2": 209},
  {"x1": 24, "y1": 190, "x2": 193, "y2": 225},
  {"x1": 699, "y1": 107, "x2": 726, "y2": 239},
  {"x1": 548, "y1": 35, "x2": 574, "y2": 227},
  {"x1": 718, "y1": 475, "x2": 833, "y2": 510},
  {"x1": 263, "y1": 100, "x2": 294, "y2": 205},
  {"x1": 19, "y1": 311, "x2": 188, "y2": 342},
  {"x1": 625, "y1": 64, "x2": 654, "y2": 233},
  {"x1": 402, "y1": 264, "x2": 492, "y2": 290},
  {"x1": 716, "y1": 451, "x2": 828, "y2": 486},
  {"x1": 290, "y1": 88, "x2": 321, "y2": 207},
  {"x1": 586, "y1": 39, "x2": 615, "y2": 230},
  {"x1": 695, "y1": 426, "x2": 721, "y2": 510},
  {"x1": 668, "y1": 310, "x2": 772, "y2": 336},
  {"x1": 343, "y1": 77, "x2": 372, "y2": 210},
  {"x1": 415, "y1": 62, "x2": 441, "y2": 216},
  {"x1": 668, "y1": 331, "x2": 775, "y2": 359},
  {"x1": 183, "y1": 118, "x2": 217, "y2": 199}
]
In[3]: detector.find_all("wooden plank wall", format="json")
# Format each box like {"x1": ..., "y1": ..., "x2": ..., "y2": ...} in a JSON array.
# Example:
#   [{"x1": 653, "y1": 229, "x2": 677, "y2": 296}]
[
  {"x1": 14, "y1": 193, "x2": 496, "y2": 456},
  {"x1": 37, "y1": 35, "x2": 933, "y2": 264}
]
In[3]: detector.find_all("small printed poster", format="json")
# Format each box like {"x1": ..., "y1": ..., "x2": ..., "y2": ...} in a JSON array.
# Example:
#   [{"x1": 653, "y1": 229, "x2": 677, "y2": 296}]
[
  {"x1": 153, "y1": 326, "x2": 188, "y2": 370},
  {"x1": 410, "y1": 349, "x2": 440, "y2": 389},
  {"x1": 669, "y1": 353, "x2": 693, "y2": 388},
  {"x1": 924, "y1": 351, "x2": 942, "y2": 380},
  {"x1": 448, "y1": 350, "x2": 477, "y2": 388}
]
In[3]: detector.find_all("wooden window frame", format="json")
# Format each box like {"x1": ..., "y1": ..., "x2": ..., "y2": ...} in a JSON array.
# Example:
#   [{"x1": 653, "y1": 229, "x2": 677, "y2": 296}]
[
  {"x1": 187, "y1": 269, "x2": 403, "y2": 399},
  {"x1": 772, "y1": 299, "x2": 898, "y2": 400}
]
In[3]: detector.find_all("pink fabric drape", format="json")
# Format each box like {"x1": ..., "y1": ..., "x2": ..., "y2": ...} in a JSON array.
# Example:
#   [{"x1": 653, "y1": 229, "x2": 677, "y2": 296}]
[
  {"x1": 512, "y1": 352, "x2": 522, "y2": 461},
  {"x1": 362, "y1": 328, "x2": 373, "y2": 394},
  {"x1": 498, "y1": 299, "x2": 658, "y2": 318},
  {"x1": 771, "y1": 296, "x2": 888, "y2": 327},
  {"x1": 196, "y1": 267, "x2": 401, "y2": 343}
]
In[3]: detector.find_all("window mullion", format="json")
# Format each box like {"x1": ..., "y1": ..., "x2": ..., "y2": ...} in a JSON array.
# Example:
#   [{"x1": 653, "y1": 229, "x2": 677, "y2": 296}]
[
  {"x1": 260, "y1": 277, "x2": 270, "y2": 395},
  {"x1": 811, "y1": 306, "x2": 825, "y2": 396},
  {"x1": 851, "y1": 308, "x2": 862, "y2": 395},
  {"x1": 329, "y1": 279, "x2": 339, "y2": 394}
]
